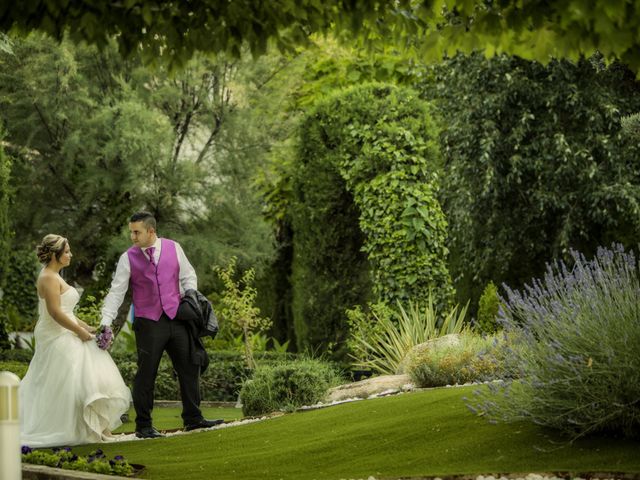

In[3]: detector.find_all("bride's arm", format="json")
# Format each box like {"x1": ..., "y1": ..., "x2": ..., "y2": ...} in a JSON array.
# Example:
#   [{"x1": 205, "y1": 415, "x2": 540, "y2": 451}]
[
  {"x1": 76, "y1": 318, "x2": 96, "y2": 333},
  {"x1": 39, "y1": 276, "x2": 94, "y2": 341}
]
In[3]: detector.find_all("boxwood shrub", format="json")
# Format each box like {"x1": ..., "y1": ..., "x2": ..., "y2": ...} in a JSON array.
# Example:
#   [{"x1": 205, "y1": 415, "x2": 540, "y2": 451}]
[{"x1": 240, "y1": 358, "x2": 341, "y2": 416}]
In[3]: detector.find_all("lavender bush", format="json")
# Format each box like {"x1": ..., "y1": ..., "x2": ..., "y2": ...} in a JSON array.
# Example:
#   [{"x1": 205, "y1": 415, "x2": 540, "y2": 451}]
[{"x1": 467, "y1": 244, "x2": 640, "y2": 439}]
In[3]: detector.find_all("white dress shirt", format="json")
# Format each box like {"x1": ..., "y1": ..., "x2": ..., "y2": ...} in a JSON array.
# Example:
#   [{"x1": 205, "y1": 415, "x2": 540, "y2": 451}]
[{"x1": 100, "y1": 237, "x2": 198, "y2": 326}]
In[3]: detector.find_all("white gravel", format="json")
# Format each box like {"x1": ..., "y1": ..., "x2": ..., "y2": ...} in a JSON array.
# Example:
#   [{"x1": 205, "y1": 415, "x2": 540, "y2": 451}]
[{"x1": 104, "y1": 415, "x2": 275, "y2": 442}]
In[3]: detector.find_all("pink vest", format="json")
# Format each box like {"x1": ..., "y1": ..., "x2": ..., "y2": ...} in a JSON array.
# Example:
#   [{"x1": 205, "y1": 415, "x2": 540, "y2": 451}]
[{"x1": 127, "y1": 238, "x2": 181, "y2": 321}]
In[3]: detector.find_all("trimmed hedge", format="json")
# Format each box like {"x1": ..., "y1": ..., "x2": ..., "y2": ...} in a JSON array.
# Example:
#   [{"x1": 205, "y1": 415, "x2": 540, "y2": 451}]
[
  {"x1": 1, "y1": 349, "x2": 298, "y2": 402},
  {"x1": 111, "y1": 350, "x2": 298, "y2": 402}
]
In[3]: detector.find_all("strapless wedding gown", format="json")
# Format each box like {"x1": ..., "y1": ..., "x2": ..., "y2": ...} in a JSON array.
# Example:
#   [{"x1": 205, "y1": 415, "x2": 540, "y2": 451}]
[{"x1": 20, "y1": 287, "x2": 131, "y2": 447}]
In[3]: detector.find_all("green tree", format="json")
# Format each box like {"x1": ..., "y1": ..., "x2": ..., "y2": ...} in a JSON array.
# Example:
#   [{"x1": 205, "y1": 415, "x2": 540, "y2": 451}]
[
  {"x1": 0, "y1": 34, "x2": 139, "y2": 283},
  {"x1": 421, "y1": 53, "x2": 640, "y2": 308},
  {"x1": 251, "y1": 40, "x2": 425, "y2": 346},
  {"x1": 0, "y1": 1, "x2": 420, "y2": 67},
  {"x1": 215, "y1": 257, "x2": 272, "y2": 370},
  {"x1": 5, "y1": 1, "x2": 640, "y2": 72},
  {"x1": 0, "y1": 34, "x2": 275, "y2": 296},
  {"x1": 409, "y1": 1, "x2": 640, "y2": 72},
  {"x1": 0, "y1": 127, "x2": 11, "y2": 348},
  {"x1": 0, "y1": 126, "x2": 10, "y2": 288},
  {"x1": 292, "y1": 83, "x2": 453, "y2": 356},
  {"x1": 476, "y1": 281, "x2": 500, "y2": 334}
]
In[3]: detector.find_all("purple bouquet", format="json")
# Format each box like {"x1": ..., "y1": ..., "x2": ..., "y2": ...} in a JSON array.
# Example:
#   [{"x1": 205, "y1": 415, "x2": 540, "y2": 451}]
[{"x1": 95, "y1": 325, "x2": 114, "y2": 350}]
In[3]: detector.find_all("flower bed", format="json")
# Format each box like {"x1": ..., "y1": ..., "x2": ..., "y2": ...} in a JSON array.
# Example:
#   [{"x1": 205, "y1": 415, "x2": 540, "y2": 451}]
[{"x1": 21, "y1": 446, "x2": 141, "y2": 477}]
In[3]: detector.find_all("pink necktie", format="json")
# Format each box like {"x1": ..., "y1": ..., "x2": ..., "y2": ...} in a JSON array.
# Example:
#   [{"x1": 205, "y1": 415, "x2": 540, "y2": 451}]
[{"x1": 146, "y1": 246, "x2": 156, "y2": 266}]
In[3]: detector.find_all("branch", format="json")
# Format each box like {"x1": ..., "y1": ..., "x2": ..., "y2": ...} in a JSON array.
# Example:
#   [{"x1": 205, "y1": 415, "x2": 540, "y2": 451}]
[
  {"x1": 195, "y1": 114, "x2": 222, "y2": 165},
  {"x1": 32, "y1": 102, "x2": 58, "y2": 147},
  {"x1": 172, "y1": 110, "x2": 193, "y2": 164},
  {"x1": 32, "y1": 102, "x2": 79, "y2": 203}
]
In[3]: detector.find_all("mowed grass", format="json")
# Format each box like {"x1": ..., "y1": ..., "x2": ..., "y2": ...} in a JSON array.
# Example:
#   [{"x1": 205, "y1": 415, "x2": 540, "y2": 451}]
[
  {"x1": 74, "y1": 386, "x2": 640, "y2": 480},
  {"x1": 113, "y1": 407, "x2": 243, "y2": 433}
]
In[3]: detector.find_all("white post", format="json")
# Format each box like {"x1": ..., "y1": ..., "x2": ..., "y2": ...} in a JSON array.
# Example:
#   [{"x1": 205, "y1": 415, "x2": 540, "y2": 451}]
[{"x1": 0, "y1": 371, "x2": 21, "y2": 480}]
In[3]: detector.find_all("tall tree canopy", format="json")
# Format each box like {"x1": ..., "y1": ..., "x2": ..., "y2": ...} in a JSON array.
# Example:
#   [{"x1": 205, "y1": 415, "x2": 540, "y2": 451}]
[
  {"x1": 0, "y1": 0, "x2": 412, "y2": 67},
  {"x1": 422, "y1": 53, "x2": 640, "y2": 308},
  {"x1": 2, "y1": 1, "x2": 640, "y2": 71},
  {"x1": 0, "y1": 34, "x2": 274, "y2": 293}
]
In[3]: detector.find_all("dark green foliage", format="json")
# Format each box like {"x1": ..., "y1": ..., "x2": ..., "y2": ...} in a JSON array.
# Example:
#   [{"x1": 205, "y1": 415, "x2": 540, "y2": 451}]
[
  {"x1": 252, "y1": 43, "x2": 424, "y2": 348},
  {"x1": 0, "y1": 309, "x2": 9, "y2": 349},
  {"x1": 7, "y1": 1, "x2": 640, "y2": 75},
  {"x1": 0, "y1": 131, "x2": 10, "y2": 348},
  {"x1": 0, "y1": 1, "x2": 420, "y2": 68},
  {"x1": 1, "y1": 249, "x2": 39, "y2": 330},
  {"x1": 239, "y1": 359, "x2": 340, "y2": 416},
  {"x1": 422, "y1": 53, "x2": 640, "y2": 310},
  {"x1": 292, "y1": 83, "x2": 453, "y2": 355},
  {"x1": 0, "y1": 34, "x2": 274, "y2": 298},
  {"x1": 476, "y1": 282, "x2": 500, "y2": 334},
  {"x1": 0, "y1": 348, "x2": 33, "y2": 362},
  {"x1": 0, "y1": 128, "x2": 9, "y2": 287},
  {"x1": 111, "y1": 350, "x2": 298, "y2": 402},
  {"x1": 290, "y1": 142, "x2": 372, "y2": 356}
]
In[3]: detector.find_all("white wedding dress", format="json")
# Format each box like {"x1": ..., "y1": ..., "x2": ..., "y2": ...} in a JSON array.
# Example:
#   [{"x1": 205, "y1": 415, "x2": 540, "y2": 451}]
[{"x1": 20, "y1": 287, "x2": 132, "y2": 447}]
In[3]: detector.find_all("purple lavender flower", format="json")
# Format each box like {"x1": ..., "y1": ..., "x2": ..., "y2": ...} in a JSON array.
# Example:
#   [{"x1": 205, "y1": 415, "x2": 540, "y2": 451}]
[
  {"x1": 21, "y1": 446, "x2": 32, "y2": 455},
  {"x1": 95, "y1": 326, "x2": 114, "y2": 350}
]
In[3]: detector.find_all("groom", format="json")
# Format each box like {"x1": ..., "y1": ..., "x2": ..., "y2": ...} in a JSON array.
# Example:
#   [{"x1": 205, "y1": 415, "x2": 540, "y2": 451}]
[{"x1": 100, "y1": 211, "x2": 222, "y2": 438}]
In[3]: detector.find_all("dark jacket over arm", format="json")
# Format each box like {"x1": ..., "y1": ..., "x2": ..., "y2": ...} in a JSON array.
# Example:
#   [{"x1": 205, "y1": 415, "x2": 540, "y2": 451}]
[{"x1": 176, "y1": 289, "x2": 219, "y2": 373}]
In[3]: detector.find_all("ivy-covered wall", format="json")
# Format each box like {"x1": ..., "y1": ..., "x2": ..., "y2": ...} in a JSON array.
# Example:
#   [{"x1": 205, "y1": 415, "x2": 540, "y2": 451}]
[{"x1": 291, "y1": 83, "x2": 454, "y2": 356}]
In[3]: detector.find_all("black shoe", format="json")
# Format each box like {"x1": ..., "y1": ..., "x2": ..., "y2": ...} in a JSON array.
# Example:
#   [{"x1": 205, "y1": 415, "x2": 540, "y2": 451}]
[
  {"x1": 135, "y1": 426, "x2": 165, "y2": 439},
  {"x1": 184, "y1": 418, "x2": 224, "y2": 431}
]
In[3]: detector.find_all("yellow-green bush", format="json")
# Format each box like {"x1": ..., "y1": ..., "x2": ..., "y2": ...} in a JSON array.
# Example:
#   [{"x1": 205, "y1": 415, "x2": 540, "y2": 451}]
[{"x1": 406, "y1": 333, "x2": 502, "y2": 387}]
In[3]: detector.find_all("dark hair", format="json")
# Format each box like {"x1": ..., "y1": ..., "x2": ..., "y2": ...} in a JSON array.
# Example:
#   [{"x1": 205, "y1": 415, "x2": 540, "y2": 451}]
[
  {"x1": 129, "y1": 211, "x2": 156, "y2": 231},
  {"x1": 36, "y1": 234, "x2": 68, "y2": 264}
]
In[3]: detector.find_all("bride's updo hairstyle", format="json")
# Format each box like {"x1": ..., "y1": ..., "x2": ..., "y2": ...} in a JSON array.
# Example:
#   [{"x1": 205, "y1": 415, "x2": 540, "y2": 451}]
[{"x1": 36, "y1": 234, "x2": 68, "y2": 264}]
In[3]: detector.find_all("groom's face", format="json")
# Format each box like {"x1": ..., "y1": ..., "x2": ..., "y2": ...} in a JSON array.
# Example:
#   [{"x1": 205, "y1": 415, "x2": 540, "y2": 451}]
[{"x1": 129, "y1": 221, "x2": 156, "y2": 248}]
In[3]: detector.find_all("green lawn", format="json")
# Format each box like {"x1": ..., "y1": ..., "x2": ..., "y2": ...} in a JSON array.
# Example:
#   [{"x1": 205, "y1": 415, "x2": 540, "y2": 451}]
[
  {"x1": 73, "y1": 386, "x2": 640, "y2": 480},
  {"x1": 113, "y1": 407, "x2": 243, "y2": 433}
]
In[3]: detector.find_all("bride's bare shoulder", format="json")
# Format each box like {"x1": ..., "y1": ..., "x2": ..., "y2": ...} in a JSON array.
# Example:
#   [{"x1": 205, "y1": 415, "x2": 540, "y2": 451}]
[{"x1": 37, "y1": 270, "x2": 61, "y2": 296}]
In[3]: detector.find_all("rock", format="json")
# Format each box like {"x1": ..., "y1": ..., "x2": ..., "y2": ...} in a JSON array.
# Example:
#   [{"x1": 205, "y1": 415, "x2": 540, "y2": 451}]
[
  {"x1": 396, "y1": 333, "x2": 463, "y2": 374},
  {"x1": 325, "y1": 374, "x2": 413, "y2": 402}
]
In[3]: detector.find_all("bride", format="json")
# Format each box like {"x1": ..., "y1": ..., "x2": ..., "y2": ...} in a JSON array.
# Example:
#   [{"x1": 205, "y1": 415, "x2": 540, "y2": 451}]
[{"x1": 20, "y1": 234, "x2": 131, "y2": 447}]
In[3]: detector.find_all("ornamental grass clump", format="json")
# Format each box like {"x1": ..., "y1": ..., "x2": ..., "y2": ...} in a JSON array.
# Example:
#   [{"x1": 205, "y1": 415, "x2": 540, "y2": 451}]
[
  {"x1": 467, "y1": 244, "x2": 640, "y2": 439},
  {"x1": 347, "y1": 293, "x2": 468, "y2": 375}
]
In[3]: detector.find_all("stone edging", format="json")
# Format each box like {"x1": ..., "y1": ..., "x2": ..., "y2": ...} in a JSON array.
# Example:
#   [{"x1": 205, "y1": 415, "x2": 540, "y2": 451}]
[
  {"x1": 153, "y1": 400, "x2": 237, "y2": 408},
  {"x1": 388, "y1": 473, "x2": 640, "y2": 480},
  {"x1": 22, "y1": 464, "x2": 132, "y2": 480}
]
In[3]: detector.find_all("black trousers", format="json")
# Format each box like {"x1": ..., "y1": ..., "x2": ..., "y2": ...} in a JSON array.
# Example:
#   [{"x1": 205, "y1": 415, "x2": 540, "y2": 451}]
[{"x1": 132, "y1": 314, "x2": 202, "y2": 428}]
